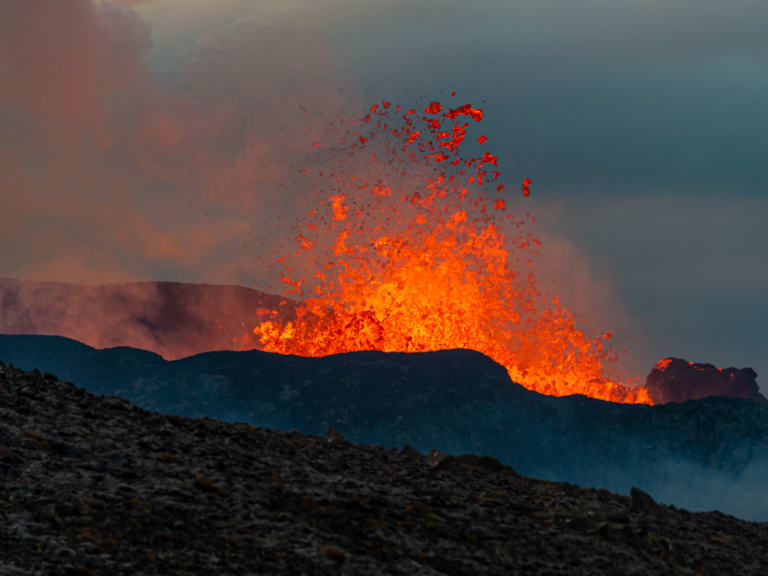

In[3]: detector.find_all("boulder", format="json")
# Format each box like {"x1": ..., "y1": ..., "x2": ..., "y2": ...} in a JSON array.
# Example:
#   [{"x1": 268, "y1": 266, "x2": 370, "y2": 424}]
[{"x1": 646, "y1": 357, "x2": 766, "y2": 405}]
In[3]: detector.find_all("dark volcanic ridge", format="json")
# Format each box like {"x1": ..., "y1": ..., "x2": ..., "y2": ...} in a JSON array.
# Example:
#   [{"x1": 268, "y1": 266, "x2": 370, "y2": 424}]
[
  {"x1": 3, "y1": 362, "x2": 768, "y2": 575},
  {"x1": 3, "y1": 335, "x2": 768, "y2": 522},
  {"x1": 1, "y1": 277, "x2": 763, "y2": 405}
]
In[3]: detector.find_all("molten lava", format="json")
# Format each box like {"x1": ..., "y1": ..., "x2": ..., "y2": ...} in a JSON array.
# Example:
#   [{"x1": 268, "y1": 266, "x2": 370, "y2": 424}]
[{"x1": 252, "y1": 98, "x2": 651, "y2": 404}]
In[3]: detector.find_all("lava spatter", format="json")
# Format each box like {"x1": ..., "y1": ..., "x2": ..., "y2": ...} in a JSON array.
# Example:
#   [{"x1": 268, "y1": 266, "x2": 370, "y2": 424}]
[{"x1": 252, "y1": 99, "x2": 651, "y2": 404}]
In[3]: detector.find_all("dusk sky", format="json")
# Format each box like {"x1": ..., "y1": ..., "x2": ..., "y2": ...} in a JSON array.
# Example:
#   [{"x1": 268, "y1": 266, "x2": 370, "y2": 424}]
[{"x1": 2, "y1": 0, "x2": 766, "y2": 385}]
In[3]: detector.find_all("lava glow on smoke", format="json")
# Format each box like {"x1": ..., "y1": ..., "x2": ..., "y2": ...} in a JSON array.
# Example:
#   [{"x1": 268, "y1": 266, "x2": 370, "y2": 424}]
[{"x1": 251, "y1": 98, "x2": 652, "y2": 404}]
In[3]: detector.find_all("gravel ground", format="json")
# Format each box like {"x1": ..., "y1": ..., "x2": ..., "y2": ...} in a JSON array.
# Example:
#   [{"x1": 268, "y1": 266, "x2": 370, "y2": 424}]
[{"x1": 2, "y1": 361, "x2": 768, "y2": 575}]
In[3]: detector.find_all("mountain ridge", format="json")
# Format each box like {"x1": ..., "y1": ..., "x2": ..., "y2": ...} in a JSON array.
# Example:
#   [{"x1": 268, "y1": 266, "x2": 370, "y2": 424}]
[{"x1": 2, "y1": 334, "x2": 768, "y2": 520}]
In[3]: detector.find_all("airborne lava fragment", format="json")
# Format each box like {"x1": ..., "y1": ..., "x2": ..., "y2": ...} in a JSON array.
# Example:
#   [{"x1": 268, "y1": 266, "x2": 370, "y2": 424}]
[{"x1": 253, "y1": 99, "x2": 650, "y2": 404}]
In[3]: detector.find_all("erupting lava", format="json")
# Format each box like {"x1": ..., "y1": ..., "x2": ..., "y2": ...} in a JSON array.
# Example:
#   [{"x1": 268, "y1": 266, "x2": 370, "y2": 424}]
[{"x1": 252, "y1": 98, "x2": 651, "y2": 404}]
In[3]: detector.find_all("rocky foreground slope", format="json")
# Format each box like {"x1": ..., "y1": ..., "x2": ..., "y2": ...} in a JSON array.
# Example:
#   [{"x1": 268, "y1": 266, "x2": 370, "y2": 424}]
[
  {"x1": 2, "y1": 363, "x2": 768, "y2": 575},
  {"x1": 3, "y1": 335, "x2": 768, "y2": 521}
]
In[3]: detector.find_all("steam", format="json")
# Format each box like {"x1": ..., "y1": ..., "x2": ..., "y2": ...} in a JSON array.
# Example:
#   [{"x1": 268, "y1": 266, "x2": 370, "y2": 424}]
[
  {"x1": 0, "y1": 278, "x2": 294, "y2": 359},
  {"x1": 0, "y1": 0, "x2": 357, "y2": 286},
  {"x1": 524, "y1": 201, "x2": 651, "y2": 384},
  {"x1": 580, "y1": 455, "x2": 768, "y2": 522}
]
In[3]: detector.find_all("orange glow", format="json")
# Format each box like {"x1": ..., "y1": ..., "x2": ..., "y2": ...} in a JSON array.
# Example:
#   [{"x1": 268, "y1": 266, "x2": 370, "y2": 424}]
[
  {"x1": 654, "y1": 358, "x2": 674, "y2": 371},
  {"x1": 522, "y1": 178, "x2": 532, "y2": 197},
  {"x1": 252, "y1": 99, "x2": 651, "y2": 404},
  {"x1": 329, "y1": 195, "x2": 348, "y2": 221}
]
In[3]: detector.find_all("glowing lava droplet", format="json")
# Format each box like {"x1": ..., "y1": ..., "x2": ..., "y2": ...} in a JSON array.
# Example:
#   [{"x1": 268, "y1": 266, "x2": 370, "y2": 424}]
[
  {"x1": 252, "y1": 99, "x2": 651, "y2": 404},
  {"x1": 522, "y1": 178, "x2": 532, "y2": 197}
]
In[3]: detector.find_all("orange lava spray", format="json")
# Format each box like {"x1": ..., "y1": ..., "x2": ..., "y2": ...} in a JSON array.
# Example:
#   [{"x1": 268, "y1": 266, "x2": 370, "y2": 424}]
[{"x1": 252, "y1": 98, "x2": 651, "y2": 404}]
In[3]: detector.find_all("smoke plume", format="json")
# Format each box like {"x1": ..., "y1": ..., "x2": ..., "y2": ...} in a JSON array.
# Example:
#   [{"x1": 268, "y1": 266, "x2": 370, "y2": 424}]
[{"x1": 0, "y1": 0, "x2": 356, "y2": 286}]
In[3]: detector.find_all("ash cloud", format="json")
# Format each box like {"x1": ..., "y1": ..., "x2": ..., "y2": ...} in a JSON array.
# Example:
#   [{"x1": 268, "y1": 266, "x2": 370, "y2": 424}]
[
  {"x1": 0, "y1": 277, "x2": 294, "y2": 359},
  {"x1": 524, "y1": 224, "x2": 650, "y2": 384},
  {"x1": 0, "y1": 0, "x2": 357, "y2": 286}
]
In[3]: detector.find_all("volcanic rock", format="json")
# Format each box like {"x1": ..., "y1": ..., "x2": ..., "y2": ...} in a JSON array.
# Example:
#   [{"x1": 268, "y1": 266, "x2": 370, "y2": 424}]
[
  {"x1": 325, "y1": 424, "x2": 346, "y2": 444},
  {"x1": 630, "y1": 487, "x2": 662, "y2": 515},
  {"x1": 400, "y1": 444, "x2": 423, "y2": 459},
  {"x1": 646, "y1": 357, "x2": 767, "y2": 405},
  {"x1": 3, "y1": 362, "x2": 768, "y2": 575},
  {"x1": 5, "y1": 336, "x2": 768, "y2": 520},
  {"x1": 433, "y1": 453, "x2": 509, "y2": 474},
  {"x1": 426, "y1": 449, "x2": 451, "y2": 468}
]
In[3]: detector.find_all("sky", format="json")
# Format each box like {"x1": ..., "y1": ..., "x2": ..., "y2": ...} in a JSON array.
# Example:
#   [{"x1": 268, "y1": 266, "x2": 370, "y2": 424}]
[{"x1": 1, "y1": 0, "x2": 766, "y2": 385}]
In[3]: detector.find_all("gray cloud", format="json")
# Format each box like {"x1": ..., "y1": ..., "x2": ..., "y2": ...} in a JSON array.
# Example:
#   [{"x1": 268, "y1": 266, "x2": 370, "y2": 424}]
[
  {"x1": 327, "y1": 0, "x2": 768, "y2": 62},
  {"x1": 0, "y1": 0, "x2": 357, "y2": 285}
]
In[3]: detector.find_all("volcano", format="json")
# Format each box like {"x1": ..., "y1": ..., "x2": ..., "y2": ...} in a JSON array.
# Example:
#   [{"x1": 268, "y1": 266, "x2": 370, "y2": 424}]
[
  {"x1": 2, "y1": 333, "x2": 767, "y2": 521},
  {"x1": 249, "y1": 99, "x2": 651, "y2": 404},
  {"x1": 2, "y1": 99, "x2": 657, "y2": 405},
  {"x1": 2, "y1": 94, "x2": 764, "y2": 535},
  {"x1": 1, "y1": 278, "x2": 762, "y2": 406}
]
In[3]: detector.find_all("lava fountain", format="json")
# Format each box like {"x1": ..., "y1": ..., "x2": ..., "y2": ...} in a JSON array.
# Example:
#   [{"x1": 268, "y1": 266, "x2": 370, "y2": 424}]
[{"x1": 252, "y1": 98, "x2": 651, "y2": 404}]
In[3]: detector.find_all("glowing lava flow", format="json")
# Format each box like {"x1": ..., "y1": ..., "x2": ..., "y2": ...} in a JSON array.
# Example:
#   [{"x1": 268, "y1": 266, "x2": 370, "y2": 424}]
[{"x1": 253, "y1": 99, "x2": 651, "y2": 404}]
